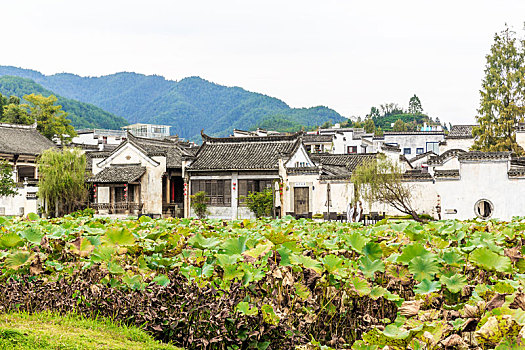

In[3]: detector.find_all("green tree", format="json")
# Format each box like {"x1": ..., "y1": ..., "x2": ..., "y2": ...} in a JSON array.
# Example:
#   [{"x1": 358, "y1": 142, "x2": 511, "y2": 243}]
[
  {"x1": 37, "y1": 148, "x2": 87, "y2": 217},
  {"x1": 364, "y1": 118, "x2": 376, "y2": 133},
  {"x1": 243, "y1": 188, "x2": 274, "y2": 218},
  {"x1": 392, "y1": 119, "x2": 408, "y2": 132},
  {"x1": 408, "y1": 95, "x2": 423, "y2": 115},
  {"x1": 1, "y1": 104, "x2": 33, "y2": 125},
  {"x1": 190, "y1": 191, "x2": 208, "y2": 219},
  {"x1": 375, "y1": 126, "x2": 384, "y2": 137},
  {"x1": 0, "y1": 160, "x2": 18, "y2": 197},
  {"x1": 23, "y1": 94, "x2": 76, "y2": 143},
  {"x1": 351, "y1": 154, "x2": 424, "y2": 222},
  {"x1": 472, "y1": 26, "x2": 525, "y2": 154}
]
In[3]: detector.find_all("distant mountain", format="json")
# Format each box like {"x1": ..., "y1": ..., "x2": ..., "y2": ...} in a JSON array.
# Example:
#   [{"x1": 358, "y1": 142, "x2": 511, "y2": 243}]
[
  {"x1": 0, "y1": 66, "x2": 347, "y2": 140},
  {"x1": 0, "y1": 75, "x2": 128, "y2": 130}
]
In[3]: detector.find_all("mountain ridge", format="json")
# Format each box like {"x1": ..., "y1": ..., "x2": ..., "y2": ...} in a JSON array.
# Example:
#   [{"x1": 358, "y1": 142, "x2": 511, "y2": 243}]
[{"x1": 0, "y1": 66, "x2": 347, "y2": 140}]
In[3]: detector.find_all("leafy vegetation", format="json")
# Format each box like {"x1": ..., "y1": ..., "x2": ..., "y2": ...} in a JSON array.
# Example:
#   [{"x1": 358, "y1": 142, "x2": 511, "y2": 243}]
[
  {"x1": 0, "y1": 76, "x2": 128, "y2": 130},
  {"x1": 189, "y1": 191, "x2": 208, "y2": 219},
  {"x1": 472, "y1": 26, "x2": 525, "y2": 154},
  {"x1": 37, "y1": 148, "x2": 87, "y2": 217},
  {"x1": 0, "y1": 311, "x2": 180, "y2": 350},
  {"x1": 0, "y1": 160, "x2": 17, "y2": 197},
  {"x1": 243, "y1": 188, "x2": 274, "y2": 218},
  {"x1": 0, "y1": 67, "x2": 346, "y2": 140},
  {"x1": 0, "y1": 214, "x2": 524, "y2": 349}
]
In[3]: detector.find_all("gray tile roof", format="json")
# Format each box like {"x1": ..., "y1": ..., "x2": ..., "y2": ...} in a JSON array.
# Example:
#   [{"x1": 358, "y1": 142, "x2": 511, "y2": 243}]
[
  {"x1": 458, "y1": 151, "x2": 511, "y2": 162},
  {"x1": 408, "y1": 151, "x2": 436, "y2": 163},
  {"x1": 311, "y1": 154, "x2": 376, "y2": 179},
  {"x1": 434, "y1": 169, "x2": 460, "y2": 179},
  {"x1": 187, "y1": 133, "x2": 302, "y2": 171},
  {"x1": 0, "y1": 123, "x2": 55, "y2": 156},
  {"x1": 303, "y1": 134, "x2": 333, "y2": 143},
  {"x1": 427, "y1": 149, "x2": 466, "y2": 165},
  {"x1": 85, "y1": 151, "x2": 113, "y2": 172},
  {"x1": 88, "y1": 164, "x2": 146, "y2": 183},
  {"x1": 402, "y1": 169, "x2": 433, "y2": 181},
  {"x1": 447, "y1": 125, "x2": 476, "y2": 139}
]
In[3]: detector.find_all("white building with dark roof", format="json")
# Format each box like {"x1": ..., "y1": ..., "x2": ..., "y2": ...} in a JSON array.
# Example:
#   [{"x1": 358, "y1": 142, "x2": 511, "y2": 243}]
[{"x1": 0, "y1": 123, "x2": 55, "y2": 216}]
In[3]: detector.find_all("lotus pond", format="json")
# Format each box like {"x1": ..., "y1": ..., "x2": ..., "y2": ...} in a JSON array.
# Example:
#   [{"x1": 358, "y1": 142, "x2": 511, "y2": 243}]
[{"x1": 0, "y1": 214, "x2": 524, "y2": 349}]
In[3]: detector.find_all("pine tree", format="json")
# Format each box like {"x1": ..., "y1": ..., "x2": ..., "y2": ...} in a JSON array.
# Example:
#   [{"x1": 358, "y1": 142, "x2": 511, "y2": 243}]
[{"x1": 472, "y1": 26, "x2": 525, "y2": 154}]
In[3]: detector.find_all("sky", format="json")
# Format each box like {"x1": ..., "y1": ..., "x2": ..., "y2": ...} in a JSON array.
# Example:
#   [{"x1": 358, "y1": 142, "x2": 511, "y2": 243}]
[{"x1": 1, "y1": 0, "x2": 525, "y2": 125}]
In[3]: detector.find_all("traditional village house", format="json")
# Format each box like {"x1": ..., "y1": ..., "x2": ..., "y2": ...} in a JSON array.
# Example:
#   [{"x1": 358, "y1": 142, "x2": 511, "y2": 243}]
[
  {"x1": 0, "y1": 123, "x2": 55, "y2": 216},
  {"x1": 185, "y1": 132, "x2": 316, "y2": 219},
  {"x1": 88, "y1": 132, "x2": 196, "y2": 217}
]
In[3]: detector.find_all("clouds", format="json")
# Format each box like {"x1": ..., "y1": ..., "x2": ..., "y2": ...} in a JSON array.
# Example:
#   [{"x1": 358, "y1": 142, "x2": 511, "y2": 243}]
[{"x1": 1, "y1": 0, "x2": 524, "y2": 124}]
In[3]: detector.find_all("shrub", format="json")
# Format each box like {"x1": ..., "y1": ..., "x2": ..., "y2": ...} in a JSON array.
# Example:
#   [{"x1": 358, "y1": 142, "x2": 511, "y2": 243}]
[
  {"x1": 190, "y1": 191, "x2": 208, "y2": 219},
  {"x1": 243, "y1": 189, "x2": 273, "y2": 218}
]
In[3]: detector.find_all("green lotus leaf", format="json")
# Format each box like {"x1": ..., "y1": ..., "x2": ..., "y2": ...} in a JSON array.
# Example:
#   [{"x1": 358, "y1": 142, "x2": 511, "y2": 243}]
[
  {"x1": 261, "y1": 304, "x2": 279, "y2": 325},
  {"x1": 20, "y1": 227, "x2": 44, "y2": 245},
  {"x1": 345, "y1": 232, "x2": 368, "y2": 253},
  {"x1": 236, "y1": 301, "x2": 258, "y2": 316},
  {"x1": 0, "y1": 232, "x2": 24, "y2": 249},
  {"x1": 408, "y1": 256, "x2": 439, "y2": 281},
  {"x1": 440, "y1": 273, "x2": 467, "y2": 294},
  {"x1": 398, "y1": 243, "x2": 433, "y2": 264},
  {"x1": 26, "y1": 212, "x2": 39, "y2": 221},
  {"x1": 359, "y1": 256, "x2": 385, "y2": 279},
  {"x1": 414, "y1": 279, "x2": 441, "y2": 295},
  {"x1": 103, "y1": 227, "x2": 136, "y2": 246},
  {"x1": 290, "y1": 253, "x2": 323, "y2": 274},
  {"x1": 5, "y1": 250, "x2": 32, "y2": 270},
  {"x1": 323, "y1": 254, "x2": 344, "y2": 274},
  {"x1": 470, "y1": 247, "x2": 512, "y2": 273},
  {"x1": 363, "y1": 242, "x2": 383, "y2": 260},
  {"x1": 221, "y1": 235, "x2": 249, "y2": 256},
  {"x1": 152, "y1": 274, "x2": 170, "y2": 287}
]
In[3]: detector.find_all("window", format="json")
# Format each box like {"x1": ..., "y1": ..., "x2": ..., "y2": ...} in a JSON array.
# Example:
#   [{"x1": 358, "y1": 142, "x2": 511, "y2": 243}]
[
  {"x1": 403, "y1": 148, "x2": 411, "y2": 155},
  {"x1": 426, "y1": 142, "x2": 439, "y2": 154},
  {"x1": 191, "y1": 180, "x2": 231, "y2": 205},
  {"x1": 347, "y1": 146, "x2": 357, "y2": 154},
  {"x1": 416, "y1": 148, "x2": 424, "y2": 154},
  {"x1": 474, "y1": 199, "x2": 493, "y2": 219},
  {"x1": 295, "y1": 162, "x2": 308, "y2": 167},
  {"x1": 238, "y1": 179, "x2": 274, "y2": 204}
]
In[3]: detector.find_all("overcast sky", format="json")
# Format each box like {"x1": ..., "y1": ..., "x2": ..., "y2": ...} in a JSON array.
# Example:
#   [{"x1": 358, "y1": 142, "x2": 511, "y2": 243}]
[{"x1": 2, "y1": 1, "x2": 524, "y2": 125}]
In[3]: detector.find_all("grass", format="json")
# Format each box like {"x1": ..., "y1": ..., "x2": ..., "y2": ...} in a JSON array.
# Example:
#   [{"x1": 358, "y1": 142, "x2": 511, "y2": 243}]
[{"x1": 0, "y1": 312, "x2": 181, "y2": 350}]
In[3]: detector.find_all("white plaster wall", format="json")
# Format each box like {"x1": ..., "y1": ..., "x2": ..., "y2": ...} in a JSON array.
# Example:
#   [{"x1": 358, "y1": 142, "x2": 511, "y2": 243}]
[
  {"x1": 435, "y1": 160, "x2": 525, "y2": 221},
  {"x1": 439, "y1": 139, "x2": 474, "y2": 153},
  {"x1": 0, "y1": 187, "x2": 38, "y2": 216},
  {"x1": 285, "y1": 145, "x2": 313, "y2": 167},
  {"x1": 517, "y1": 132, "x2": 525, "y2": 151},
  {"x1": 383, "y1": 134, "x2": 444, "y2": 155}
]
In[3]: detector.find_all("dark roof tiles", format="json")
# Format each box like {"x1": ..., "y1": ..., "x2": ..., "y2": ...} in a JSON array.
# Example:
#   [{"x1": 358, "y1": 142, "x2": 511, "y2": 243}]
[
  {"x1": 0, "y1": 123, "x2": 55, "y2": 156},
  {"x1": 88, "y1": 165, "x2": 146, "y2": 183},
  {"x1": 188, "y1": 133, "x2": 302, "y2": 171},
  {"x1": 447, "y1": 125, "x2": 476, "y2": 139}
]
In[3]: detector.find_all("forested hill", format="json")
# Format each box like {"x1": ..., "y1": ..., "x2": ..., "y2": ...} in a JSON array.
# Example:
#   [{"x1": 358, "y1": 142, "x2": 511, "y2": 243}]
[
  {"x1": 0, "y1": 76, "x2": 128, "y2": 130},
  {"x1": 0, "y1": 66, "x2": 346, "y2": 140}
]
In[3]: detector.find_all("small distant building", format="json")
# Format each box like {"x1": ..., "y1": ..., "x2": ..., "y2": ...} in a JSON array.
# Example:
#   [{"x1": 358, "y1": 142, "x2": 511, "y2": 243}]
[
  {"x1": 72, "y1": 128, "x2": 127, "y2": 151},
  {"x1": 0, "y1": 123, "x2": 55, "y2": 216},
  {"x1": 121, "y1": 123, "x2": 171, "y2": 139}
]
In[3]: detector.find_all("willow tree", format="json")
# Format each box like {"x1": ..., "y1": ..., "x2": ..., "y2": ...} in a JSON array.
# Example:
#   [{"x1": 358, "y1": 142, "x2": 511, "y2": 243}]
[
  {"x1": 472, "y1": 26, "x2": 525, "y2": 154},
  {"x1": 351, "y1": 154, "x2": 423, "y2": 222},
  {"x1": 37, "y1": 148, "x2": 87, "y2": 217}
]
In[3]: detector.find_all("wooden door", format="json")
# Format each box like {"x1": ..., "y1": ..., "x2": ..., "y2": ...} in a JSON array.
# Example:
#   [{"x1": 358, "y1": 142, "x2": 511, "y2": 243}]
[{"x1": 294, "y1": 187, "x2": 309, "y2": 215}]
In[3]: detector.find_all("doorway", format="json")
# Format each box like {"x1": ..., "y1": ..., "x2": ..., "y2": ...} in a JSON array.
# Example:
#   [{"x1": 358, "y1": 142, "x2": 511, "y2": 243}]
[{"x1": 294, "y1": 187, "x2": 309, "y2": 215}]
